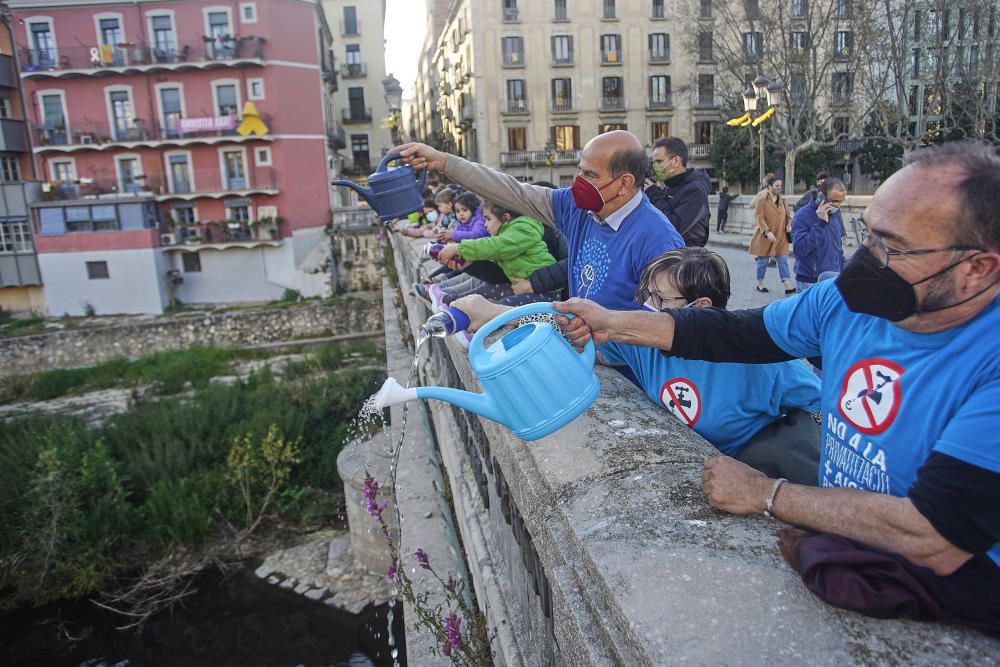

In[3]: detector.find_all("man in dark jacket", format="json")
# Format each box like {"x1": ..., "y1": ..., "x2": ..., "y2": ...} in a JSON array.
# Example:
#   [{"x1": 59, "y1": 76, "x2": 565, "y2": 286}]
[
  {"x1": 790, "y1": 177, "x2": 846, "y2": 292},
  {"x1": 645, "y1": 137, "x2": 711, "y2": 246},
  {"x1": 716, "y1": 187, "x2": 734, "y2": 232},
  {"x1": 793, "y1": 171, "x2": 830, "y2": 211}
]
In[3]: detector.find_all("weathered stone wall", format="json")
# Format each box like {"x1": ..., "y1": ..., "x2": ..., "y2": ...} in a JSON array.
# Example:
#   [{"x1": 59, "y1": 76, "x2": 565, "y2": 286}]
[
  {"x1": 330, "y1": 207, "x2": 387, "y2": 293},
  {"x1": 0, "y1": 296, "x2": 383, "y2": 378},
  {"x1": 390, "y1": 233, "x2": 1000, "y2": 666}
]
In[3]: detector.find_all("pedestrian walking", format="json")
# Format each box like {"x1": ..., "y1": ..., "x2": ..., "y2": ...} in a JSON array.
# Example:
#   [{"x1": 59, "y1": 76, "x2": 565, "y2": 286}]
[
  {"x1": 748, "y1": 176, "x2": 795, "y2": 294},
  {"x1": 716, "y1": 186, "x2": 734, "y2": 233}
]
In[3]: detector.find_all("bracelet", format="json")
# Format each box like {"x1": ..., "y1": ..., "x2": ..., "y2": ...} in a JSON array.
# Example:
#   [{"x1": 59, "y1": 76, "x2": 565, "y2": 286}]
[{"x1": 763, "y1": 478, "x2": 788, "y2": 518}]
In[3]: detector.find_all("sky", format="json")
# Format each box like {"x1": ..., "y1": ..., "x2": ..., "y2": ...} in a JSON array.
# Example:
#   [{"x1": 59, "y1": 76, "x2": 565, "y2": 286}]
[{"x1": 384, "y1": 0, "x2": 429, "y2": 99}]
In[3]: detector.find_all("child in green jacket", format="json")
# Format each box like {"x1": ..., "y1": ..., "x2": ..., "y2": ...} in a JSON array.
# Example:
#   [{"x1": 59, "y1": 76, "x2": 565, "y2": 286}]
[{"x1": 433, "y1": 201, "x2": 558, "y2": 306}]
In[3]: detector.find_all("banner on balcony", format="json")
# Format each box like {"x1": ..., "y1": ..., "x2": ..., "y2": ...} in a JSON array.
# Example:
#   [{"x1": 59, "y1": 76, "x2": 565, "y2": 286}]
[{"x1": 179, "y1": 116, "x2": 236, "y2": 133}]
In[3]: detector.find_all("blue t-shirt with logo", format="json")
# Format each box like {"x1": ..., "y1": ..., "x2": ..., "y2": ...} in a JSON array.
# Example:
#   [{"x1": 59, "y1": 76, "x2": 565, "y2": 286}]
[
  {"x1": 763, "y1": 280, "x2": 1000, "y2": 566},
  {"x1": 550, "y1": 188, "x2": 684, "y2": 310},
  {"x1": 600, "y1": 342, "x2": 821, "y2": 455}
]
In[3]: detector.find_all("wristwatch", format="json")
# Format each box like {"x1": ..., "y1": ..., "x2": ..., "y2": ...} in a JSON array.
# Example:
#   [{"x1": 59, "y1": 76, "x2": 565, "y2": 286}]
[{"x1": 763, "y1": 478, "x2": 788, "y2": 518}]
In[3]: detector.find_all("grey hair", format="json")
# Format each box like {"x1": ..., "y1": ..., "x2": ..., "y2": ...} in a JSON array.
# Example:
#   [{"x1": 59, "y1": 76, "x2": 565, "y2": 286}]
[
  {"x1": 609, "y1": 146, "x2": 648, "y2": 191},
  {"x1": 820, "y1": 177, "x2": 847, "y2": 196},
  {"x1": 635, "y1": 247, "x2": 732, "y2": 309},
  {"x1": 904, "y1": 141, "x2": 1000, "y2": 250}
]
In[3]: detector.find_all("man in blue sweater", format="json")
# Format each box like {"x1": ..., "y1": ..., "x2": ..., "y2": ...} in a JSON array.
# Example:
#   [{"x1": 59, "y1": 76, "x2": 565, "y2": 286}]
[
  {"x1": 791, "y1": 178, "x2": 847, "y2": 292},
  {"x1": 396, "y1": 131, "x2": 685, "y2": 310}
]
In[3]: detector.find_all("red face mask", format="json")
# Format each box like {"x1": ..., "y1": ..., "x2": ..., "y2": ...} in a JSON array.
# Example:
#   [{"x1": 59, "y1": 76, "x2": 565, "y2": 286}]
[{"x1": 571, "y1": 174, "x2": 621, "y2": 212}]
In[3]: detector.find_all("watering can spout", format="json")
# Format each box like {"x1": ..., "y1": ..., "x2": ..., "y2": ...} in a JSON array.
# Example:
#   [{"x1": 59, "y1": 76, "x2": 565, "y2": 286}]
[
  {"x1": 330, "y1": 179, "x2": 372, "y2": 199},
  {"x1": 415, "y1": 386, "x2": 502, "y2": 424},
  {"x1": 372, "y1": 377, "x2": 418, "y2": 410}
]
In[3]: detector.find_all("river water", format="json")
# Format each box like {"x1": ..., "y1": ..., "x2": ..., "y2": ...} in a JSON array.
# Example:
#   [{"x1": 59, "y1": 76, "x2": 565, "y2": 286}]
[{"x1": 0, "y1": 568, "x2": 405, "y2": 666}]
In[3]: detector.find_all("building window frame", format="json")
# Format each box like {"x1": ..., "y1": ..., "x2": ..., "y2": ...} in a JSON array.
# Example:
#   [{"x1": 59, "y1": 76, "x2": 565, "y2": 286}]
[
  {"x1": 47, "y1": 157, "x2": 76, "y2": 182},
  {"x1": 146, "y1": 10, "x2": 177, "y2": 60},
  {"x1": 0, "y1": 219, "x2": 33, "y2": 253},
  {"x1": 507, "y1": 126, "x2": 527, "y2": 151},
  {"x1": 181, "y1": 251, "x2": 202, "y2": 272},
  {"x1": 114, "y1": 152, "x2": 144, "y2": 193},
  {"x1": 247, "y1": 77, "x2": 265, "y2": 101},
  {"x1": 103, "y1": 84, "x2": 137, "y2": 141},
  {"x1": 86, "y1": 260, "x2": 110, "y2": 280},
  {"x1": 218, "y1": 146, "x2": 249, "y2": 190},
  {"x1": 23, "y1": 16, "x2": 58, "y2": 69},
  {"x1": 92, "y1": 12, "x2": 126, "y2": 66},
  {"x1": 255, "y1": 146, "x2": 272, "y2": 167},
  {"x1": 172, "y1": 202, "x2": 198, "y2": 226},
  {"x1": 0, "y1": 156, "x2": 21, "y2": 182},
  {"x1": 211, "y1": 78, "x2": 242, "y2": 117},
  {"x1": 37, "y1": 88, "x2": 69, "y2": 139},
  {"x1": 502, "y1": 36, "x2": 524, "y2": 66},
  {"x1": 163, "y1": 150, "x2": 195, "y2": 194},
  {"x1": 239, "y1": 2, "x2": 258, "y2": 24},
  {"x1": 154, "y1": 81, "x2": 186, "y2": 138},
  {"x1": 203, "y1": 6, "x2": 235, "y2": 58}
]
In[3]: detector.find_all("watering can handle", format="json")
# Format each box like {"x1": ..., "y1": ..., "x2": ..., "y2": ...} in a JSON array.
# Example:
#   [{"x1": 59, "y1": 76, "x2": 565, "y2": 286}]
[
  {"x1": 469, "y1": 302, "x2": 596, "y2": 370},
  {"x1": 377, "y1": 153, "x2": 429, "y2": 189}
]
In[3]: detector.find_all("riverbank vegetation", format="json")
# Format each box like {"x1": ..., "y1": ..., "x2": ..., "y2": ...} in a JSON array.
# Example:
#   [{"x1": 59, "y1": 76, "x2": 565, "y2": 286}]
[{"x1": 0, "y1": 342, "x2": 385, "y2": 617}]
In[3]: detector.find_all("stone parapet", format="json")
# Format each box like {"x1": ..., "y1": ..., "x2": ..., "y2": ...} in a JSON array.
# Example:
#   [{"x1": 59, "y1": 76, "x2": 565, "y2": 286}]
[
  {"x1": 0, "y1": 296, "x2": 383, "y2": 378},
  {"x1": 389, "y1": 232, "x2": 1000, "y2": 665}
]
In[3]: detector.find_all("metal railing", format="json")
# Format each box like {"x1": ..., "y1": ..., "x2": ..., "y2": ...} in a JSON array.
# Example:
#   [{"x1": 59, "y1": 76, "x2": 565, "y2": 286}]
[
  {"x1": 340, "y1": 20, "x2": 361, "y2": 36},
  {"x1": 32, "y1": 115, "x2": 273, "y2": 148},
  {"x1": 40, "y1": 166, "x2": 277, "y2": 200},
  {"x1": 503, "y1": 7, "x2": 519, "y2": 21},
  {"x1": 502, "y1": 99, "x2": 530, "y2": 114},
  {"x1": 499, "y1": 149, "x2": 580, "y2": 168},
  {"x1": 689, "y1": 144, "x2": 711, "y2": 158},
  {"x1": 341, "y1": 63, "x2": 366, "y2": 78},
  {"x1": 647, "y1": 95, "x2": 672, "y2": 109},
  {"x1": 601, "y1": 50, "x2": 622, "y2": 64},
  {"x1": 502, "y1": 52, "x2": 524, "y2": 66},
  {"x1": 19, "y1": 37, "x2": 266, "y2": 73},
  {"x1": 551, "y1": 98, "x2": 576, "y2": 112},
  {"x1": 553, "y1": 53, "x2": 574, "y2": 65},
  {"x1": 599, "y1": 96, "x2": 626, "y2": 111},
  {"x1": 342, "y1": 107, "x2": 373, "y2": 123}
]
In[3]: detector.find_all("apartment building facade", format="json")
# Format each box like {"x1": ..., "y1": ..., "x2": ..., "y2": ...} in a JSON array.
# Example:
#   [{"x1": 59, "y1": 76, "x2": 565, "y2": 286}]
[
  {"x1": 413, "y1": 0, "x2": 721, "y2": 185},
  {"x1": 0, "y1": 15, "x2": 44, "y2": 314},
  {"x1": 10, "y1": 0, "x2": 339, "y2": 315},
  {"x1": 323, "y1": 0, "x2": 392, "y2": 190}
]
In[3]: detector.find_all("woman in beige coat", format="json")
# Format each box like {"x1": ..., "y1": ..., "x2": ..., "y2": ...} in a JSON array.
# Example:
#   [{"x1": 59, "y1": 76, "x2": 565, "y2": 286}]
[{"x1": 748, "y1": 176, "x2": 796, "y2": 294}]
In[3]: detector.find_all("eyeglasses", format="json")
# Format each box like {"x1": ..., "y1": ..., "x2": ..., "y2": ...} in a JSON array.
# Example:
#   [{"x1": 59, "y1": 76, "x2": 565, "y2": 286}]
[
  {"x1": 648, "y1": 292, "x2": 688, "y2": 311},
  {"x1": 856, "y1": 216, "x2": 984, "y2": 269}
]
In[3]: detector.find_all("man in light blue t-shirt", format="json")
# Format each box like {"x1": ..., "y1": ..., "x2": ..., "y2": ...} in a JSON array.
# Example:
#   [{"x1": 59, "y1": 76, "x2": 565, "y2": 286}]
[
  {"x1": 555, "y1": 142, "x2": 1000, "y2": 631},
  {"x1": 397, "y1": 131, "x2": 684, "y2": 311}
]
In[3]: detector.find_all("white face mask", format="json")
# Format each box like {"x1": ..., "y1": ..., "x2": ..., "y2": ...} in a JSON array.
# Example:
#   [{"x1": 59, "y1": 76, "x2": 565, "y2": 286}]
[{"x1": 426, "y1": 211, "x2": 439, "y2": 223}]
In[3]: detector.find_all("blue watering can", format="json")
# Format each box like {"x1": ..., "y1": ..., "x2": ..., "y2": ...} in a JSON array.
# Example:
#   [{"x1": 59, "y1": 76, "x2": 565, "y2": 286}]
[
  {"x1": 373, "y1": 303, "x2": 599, "y2": 441},
  {"x1": 331, "y1": 152, "x2": 427, "y2": 221}
]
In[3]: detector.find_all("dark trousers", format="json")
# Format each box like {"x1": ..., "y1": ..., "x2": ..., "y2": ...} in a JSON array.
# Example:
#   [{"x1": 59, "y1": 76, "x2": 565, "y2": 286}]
[
  {"x1": 716, "y1": 209, "x2": 728, "y2": 232},
  {"x1": 734, "y1": 409, "x2": 821, "y2": 486}
]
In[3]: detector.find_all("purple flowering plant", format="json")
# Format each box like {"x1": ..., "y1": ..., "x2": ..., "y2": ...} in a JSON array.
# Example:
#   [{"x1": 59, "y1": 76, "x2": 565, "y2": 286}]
[{"x1": 363, "y1": 472, "x2": 492, "y2": 665}]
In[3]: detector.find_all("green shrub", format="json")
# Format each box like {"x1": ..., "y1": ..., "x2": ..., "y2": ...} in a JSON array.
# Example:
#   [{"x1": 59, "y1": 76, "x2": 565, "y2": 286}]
[
  {"x1": 280, "y1": 288, "x2": 302, "y2": 303},
  {"x1": 142, "y1": 468, "x2": 232, "y2": 547}
]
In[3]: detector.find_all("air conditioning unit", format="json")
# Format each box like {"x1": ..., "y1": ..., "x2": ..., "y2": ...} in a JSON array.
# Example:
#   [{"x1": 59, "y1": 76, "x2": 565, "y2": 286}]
[{"x1": 160, "y1": 233, "x2": 177, "y2": 245}]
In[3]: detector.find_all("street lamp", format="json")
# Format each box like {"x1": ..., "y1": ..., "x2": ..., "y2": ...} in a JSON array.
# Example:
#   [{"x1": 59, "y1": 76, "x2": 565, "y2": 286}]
[
  {"x1": 382, "y1": 74, "x2": 403, "y2": 145},
  {"x1": 741, "y1": 75, "x2": 783, "y2": 188}
]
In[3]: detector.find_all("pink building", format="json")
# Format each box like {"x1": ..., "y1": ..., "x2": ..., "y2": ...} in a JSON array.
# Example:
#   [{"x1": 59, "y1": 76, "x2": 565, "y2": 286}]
[{"x1": 9, "y1": 0, "x2": 342, "y2": 314}]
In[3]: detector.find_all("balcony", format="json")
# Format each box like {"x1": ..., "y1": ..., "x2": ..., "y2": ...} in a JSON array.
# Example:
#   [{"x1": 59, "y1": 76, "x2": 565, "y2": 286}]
[
  {"x1": 650, "y1": 51, "x2": 670, "y2": 64},
  {"x1": 499, "y1": 149, "x2": 580, "y2": 168},
  {"x1": 647, "y1": 95, "x2": 672, "y2": 110},
  {"x1": 689, "y1": 144, "x2": 711, "y2": 159},
  {"x1": 341, "y1": 62, "x2": 367, "y2": 78},
  {"x1": 551, "y1": 98, "x2": 576, "y2": 113},
  {"x1": 340, "y1": 20, "x2": 361, "y2": 36},
  {"x1": 601, "y1": 50, "x2": 623, "y2": 65},
  {"x1": 156, "y1": 167, "x2": 279, "y2": 201},
  {"x1": 327, "y1": 123, "x2": 347, "y2": 150},
  {"x1": 503, "y1": 8, "x2": 519, "y2": 22},
  {"x1": 553, "y1": 54, "x2": 574, "y2": 66},
  {"x1": 599, "y1": 96, "x2": 626, "y2": 111},
  {"x1": 342, "y1": 107, "x2": 373, "y2": 124},
  {"x1": 18, "y1": 38, "x2": 267, "y2": 79},
  {"x1": 163, "y1": 219, "x2": 281, "y2": 248},
  {"x1": 32, "y1": 116, "x2": 274, "y2": 153},
  {"x1": 502, "y1": 99, "x2": 530, "y2": 114},
  {"x1": 502, "y1": 53, "x2": 524, "y2": 67}
]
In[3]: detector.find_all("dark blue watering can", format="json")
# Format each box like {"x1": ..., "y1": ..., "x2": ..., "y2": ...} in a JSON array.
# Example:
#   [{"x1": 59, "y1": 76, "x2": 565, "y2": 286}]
[{"x1": 331, "y1": 152, "x2": 427, "y2": 221}]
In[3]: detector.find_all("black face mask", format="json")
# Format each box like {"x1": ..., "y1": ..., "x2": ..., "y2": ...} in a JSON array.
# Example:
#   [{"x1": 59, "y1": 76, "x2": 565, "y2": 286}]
[{"x1": 835, "y1": 245, "x2": 980, "y2": 321}]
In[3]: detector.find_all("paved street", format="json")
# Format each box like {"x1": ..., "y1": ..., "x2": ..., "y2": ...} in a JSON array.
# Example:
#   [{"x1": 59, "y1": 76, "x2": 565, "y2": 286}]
[{"x1": 706, "y1": 242, "x2": 794, "y2": 310}]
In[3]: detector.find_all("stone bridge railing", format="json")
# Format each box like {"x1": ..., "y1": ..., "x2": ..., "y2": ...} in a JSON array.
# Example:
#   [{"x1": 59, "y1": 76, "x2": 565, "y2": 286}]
[{"x1": 388, "y1": 233, "x2": 998, "y2": 665}]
